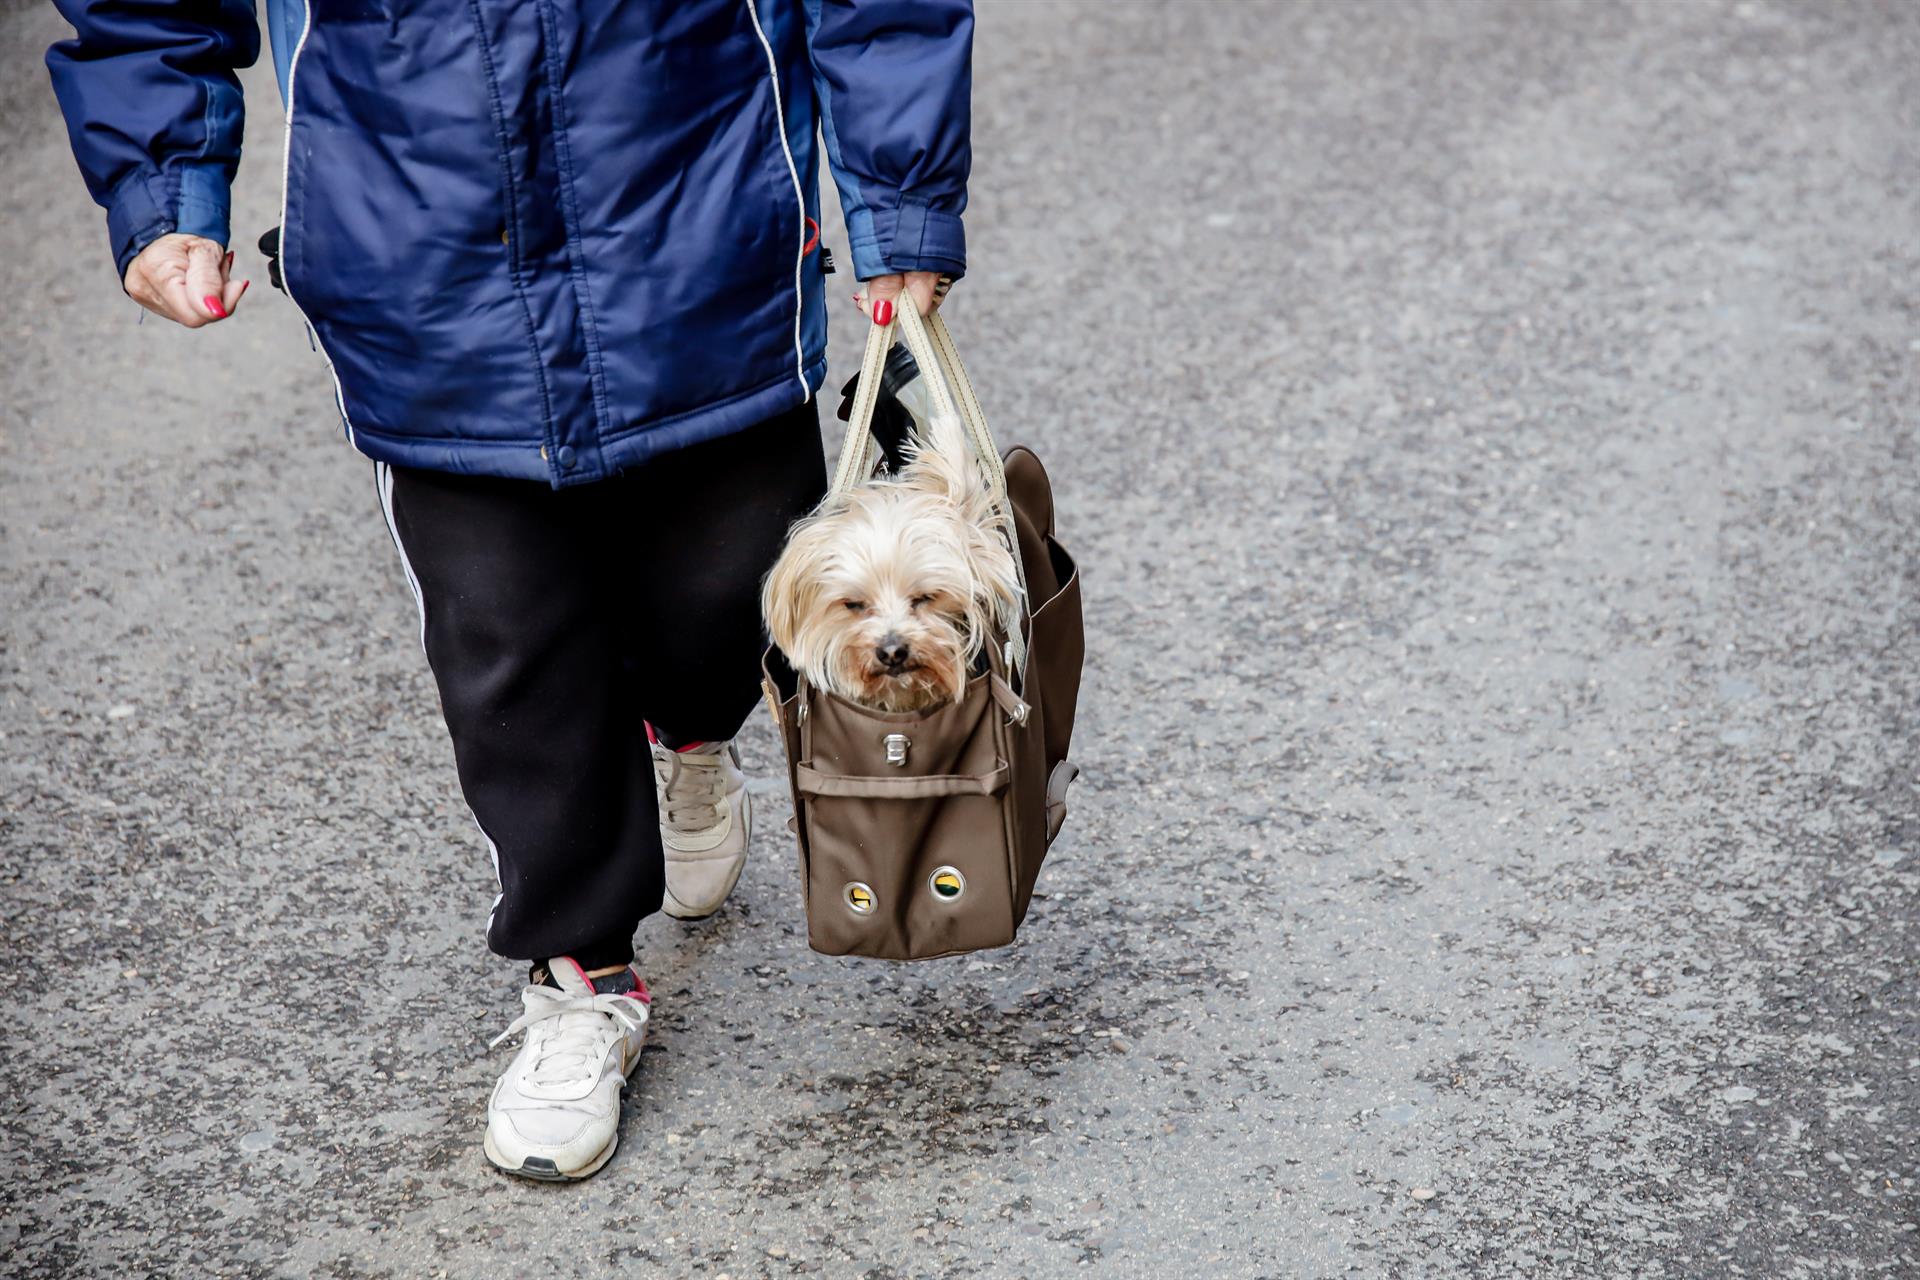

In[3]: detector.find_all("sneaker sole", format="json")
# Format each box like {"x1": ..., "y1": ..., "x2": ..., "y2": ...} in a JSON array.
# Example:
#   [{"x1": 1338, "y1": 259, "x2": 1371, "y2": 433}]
[
  {"x1": 661, "y1": 790, "x2": 752, "y2": 921},
  {"x1": 483, "y1": 1129, "x2": 618, "y2": 1183}
]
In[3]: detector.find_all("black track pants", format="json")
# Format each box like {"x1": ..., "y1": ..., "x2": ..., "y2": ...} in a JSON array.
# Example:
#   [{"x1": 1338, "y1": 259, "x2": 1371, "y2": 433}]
[{"x1": 377, "y1": 402, "x2": 826, "y2": 966}]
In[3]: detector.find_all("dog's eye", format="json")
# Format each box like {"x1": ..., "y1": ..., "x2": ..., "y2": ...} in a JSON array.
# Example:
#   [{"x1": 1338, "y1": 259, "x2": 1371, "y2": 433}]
[
  {"x1": 842, "y1": 600, "x2": 867, "y2": 613},
  {"x1": 910, "y1": 594, "x2": 935, "y2": 610}
]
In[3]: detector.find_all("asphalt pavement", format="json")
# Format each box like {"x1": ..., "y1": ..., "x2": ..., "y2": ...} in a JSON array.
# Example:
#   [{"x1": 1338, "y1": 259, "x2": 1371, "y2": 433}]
[{"x1": 2, "y1": 1, "x2": 1916, "y2": 1277}]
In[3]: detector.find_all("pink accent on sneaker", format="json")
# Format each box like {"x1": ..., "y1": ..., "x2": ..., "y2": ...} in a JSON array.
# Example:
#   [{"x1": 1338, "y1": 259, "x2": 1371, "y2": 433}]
[
  {"x1": 556, "y1": 956, "x2": 649, "y2": 1000},
  {"x1": 645, "y1": 721, "x2": 714, "y2": 752},
  {"x1": 644, "y1": 721, "x2": 707, "y2": 753}
]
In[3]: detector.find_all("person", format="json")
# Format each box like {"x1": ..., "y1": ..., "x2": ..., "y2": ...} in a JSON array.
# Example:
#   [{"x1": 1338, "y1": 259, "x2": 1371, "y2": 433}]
[{"x1": 48, "y1": 0, "x2": 972, "y2": 1182}]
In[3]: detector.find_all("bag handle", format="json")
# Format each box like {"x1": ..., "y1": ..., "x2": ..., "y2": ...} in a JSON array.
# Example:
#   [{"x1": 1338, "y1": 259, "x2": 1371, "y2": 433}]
[
  {"x1": 919, "y1": 307, "x2": 1016, "y2": 513},
  {"x1": 829, "y1": 306, "x2": 897, "y2": 497},
  {"x1": 829, "y1": 305, "x2": 1009, "y2": 510},
  {"x1": 826, "y1": 302, "x2": 1031, "y2": 675}
]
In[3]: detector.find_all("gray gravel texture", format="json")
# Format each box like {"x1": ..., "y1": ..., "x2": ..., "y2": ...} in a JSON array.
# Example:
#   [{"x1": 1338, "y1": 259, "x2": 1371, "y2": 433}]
[{"x1": 3, "y1": 1, "x2": 1917, "y2": 1277}]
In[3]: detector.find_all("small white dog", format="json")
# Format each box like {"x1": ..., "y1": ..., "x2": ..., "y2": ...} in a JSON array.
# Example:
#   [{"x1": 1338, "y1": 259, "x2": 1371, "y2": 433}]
[{"x1": 764, "y1": 409, "x2": 1022, "y2": 713}]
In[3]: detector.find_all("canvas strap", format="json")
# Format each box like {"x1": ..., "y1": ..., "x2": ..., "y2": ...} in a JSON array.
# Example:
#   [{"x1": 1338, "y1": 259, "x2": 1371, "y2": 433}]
[
  {"x1": 826, "y1": 303, "x2": 1032, "y2": 675},
  {"x1": 829, "y1": 306, "x2": 895, "y2": 496},
  {"x1": 830, "y1": 305, "x2": 1011, "y2": 507}
]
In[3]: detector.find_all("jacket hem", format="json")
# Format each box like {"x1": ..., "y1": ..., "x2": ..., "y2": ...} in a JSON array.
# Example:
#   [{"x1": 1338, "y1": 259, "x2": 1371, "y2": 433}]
[{"x1": 344, "y1": 353, "x2": 827, "y2": 489}]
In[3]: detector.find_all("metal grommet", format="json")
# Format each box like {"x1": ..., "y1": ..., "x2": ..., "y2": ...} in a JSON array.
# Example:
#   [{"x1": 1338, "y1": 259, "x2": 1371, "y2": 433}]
[
  {"x1": 928, "y1": 866, "x2": 965, "y2": 903},
  {"x1": 844, "y1": 882, "x2": 876, "y2": 915}
]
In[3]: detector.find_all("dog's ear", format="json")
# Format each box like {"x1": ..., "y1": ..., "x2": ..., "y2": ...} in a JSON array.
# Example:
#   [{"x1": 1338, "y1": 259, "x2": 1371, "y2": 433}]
[
  {"x1": 762, "y1": 524, "x2": 818, "y2": 653},
  {"x1": 957, "y1": 515, "x2": 1024, "y2": 660}
]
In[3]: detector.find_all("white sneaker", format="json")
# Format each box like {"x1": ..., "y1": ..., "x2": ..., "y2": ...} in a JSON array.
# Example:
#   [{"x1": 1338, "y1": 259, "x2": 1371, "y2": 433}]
[
  {"x1": 651, "y1": 736, "x2": 752, "y2": 920},
  {"x1": 484, "y1": 958, "x2": 650, "y2": 1181}
]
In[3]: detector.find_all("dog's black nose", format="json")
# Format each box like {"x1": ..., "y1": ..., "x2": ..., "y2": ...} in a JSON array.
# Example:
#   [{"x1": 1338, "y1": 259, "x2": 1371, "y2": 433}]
[{"x1": 876, "y1": 636, "x2": 911, "y2": 671}]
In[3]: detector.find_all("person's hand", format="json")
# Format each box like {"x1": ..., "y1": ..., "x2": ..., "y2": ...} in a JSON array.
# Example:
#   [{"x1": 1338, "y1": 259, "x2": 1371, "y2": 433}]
[
  {"x1": 854, "y1": 271, "x2": 950, "y2": 326},
  {"x1": 123, "y1": 232, "x2": 250, "y2": 328}
]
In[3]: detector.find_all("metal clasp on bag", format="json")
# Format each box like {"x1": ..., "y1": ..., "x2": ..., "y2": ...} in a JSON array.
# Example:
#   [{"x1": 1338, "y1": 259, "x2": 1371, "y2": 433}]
[
  {"x1": 988, "y1": 673, "x2": 1030, "y2": 727},
  {"x1": 884, "y1": 733, "x2": 910, "y2": 767}
]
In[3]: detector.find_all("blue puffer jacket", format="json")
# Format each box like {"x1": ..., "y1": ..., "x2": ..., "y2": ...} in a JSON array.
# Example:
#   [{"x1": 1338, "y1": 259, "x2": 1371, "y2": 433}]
[{"x1": 48, "y1": 0, "x2": 971, "y2": 487}]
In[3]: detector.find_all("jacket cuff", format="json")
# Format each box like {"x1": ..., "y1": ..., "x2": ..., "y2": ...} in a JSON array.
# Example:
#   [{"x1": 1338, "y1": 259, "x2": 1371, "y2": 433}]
[
  {"x1": 855, "y1": 197, "x2": 966, "y2": 280},
  {"x1": 106, "y1": 163, "x2": 233, "y2": 282}
]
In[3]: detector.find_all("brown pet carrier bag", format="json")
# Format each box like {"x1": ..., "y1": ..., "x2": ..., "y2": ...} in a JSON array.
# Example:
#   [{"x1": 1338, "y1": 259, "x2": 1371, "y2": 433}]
[{"x1": 761, "y1": 301, "x2": 1083, "y2": 959}]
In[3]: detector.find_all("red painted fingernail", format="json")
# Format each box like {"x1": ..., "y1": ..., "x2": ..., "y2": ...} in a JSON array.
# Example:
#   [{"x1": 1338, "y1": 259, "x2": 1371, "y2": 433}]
[
  {"x1": 203, "y1": 295, "x2": 228, "y2": 319},
  {"x1": 225, "y1": 251, "x2": 235, "y2": 271},
  {"x1": 238, "y1": 280, "x2": 251, "y2": 300},
  {"x1": 873, "y1": 298, "x2": 893, "y2": 326}
]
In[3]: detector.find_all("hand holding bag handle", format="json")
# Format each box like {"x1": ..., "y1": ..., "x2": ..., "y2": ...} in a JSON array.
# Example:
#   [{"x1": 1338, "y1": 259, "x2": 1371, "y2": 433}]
[{"x1": 827, "y1": 303, "x2": 1032, "y2": 675}]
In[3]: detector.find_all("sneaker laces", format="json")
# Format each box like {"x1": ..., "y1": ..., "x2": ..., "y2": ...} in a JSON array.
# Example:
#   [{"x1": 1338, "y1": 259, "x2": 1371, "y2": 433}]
[
  {"x1": 489, "y1": 987, "x2": 649, "y2": 1088},
  {"x1": 653, "y1": 745, "x2": 729, "y2": 835}
]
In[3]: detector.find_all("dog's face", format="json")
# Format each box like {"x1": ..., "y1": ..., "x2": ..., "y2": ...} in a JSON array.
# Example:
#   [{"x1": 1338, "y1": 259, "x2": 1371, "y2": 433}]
[{"x1": 764, "y1": 472, "x2": 1020, "y2": 713}]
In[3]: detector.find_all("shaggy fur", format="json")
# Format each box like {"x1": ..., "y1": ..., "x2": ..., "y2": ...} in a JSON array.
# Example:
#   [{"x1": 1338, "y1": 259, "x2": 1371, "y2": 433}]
[{"x1": 764, "y1": 409, "x2": 1022, "y2": 712}]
